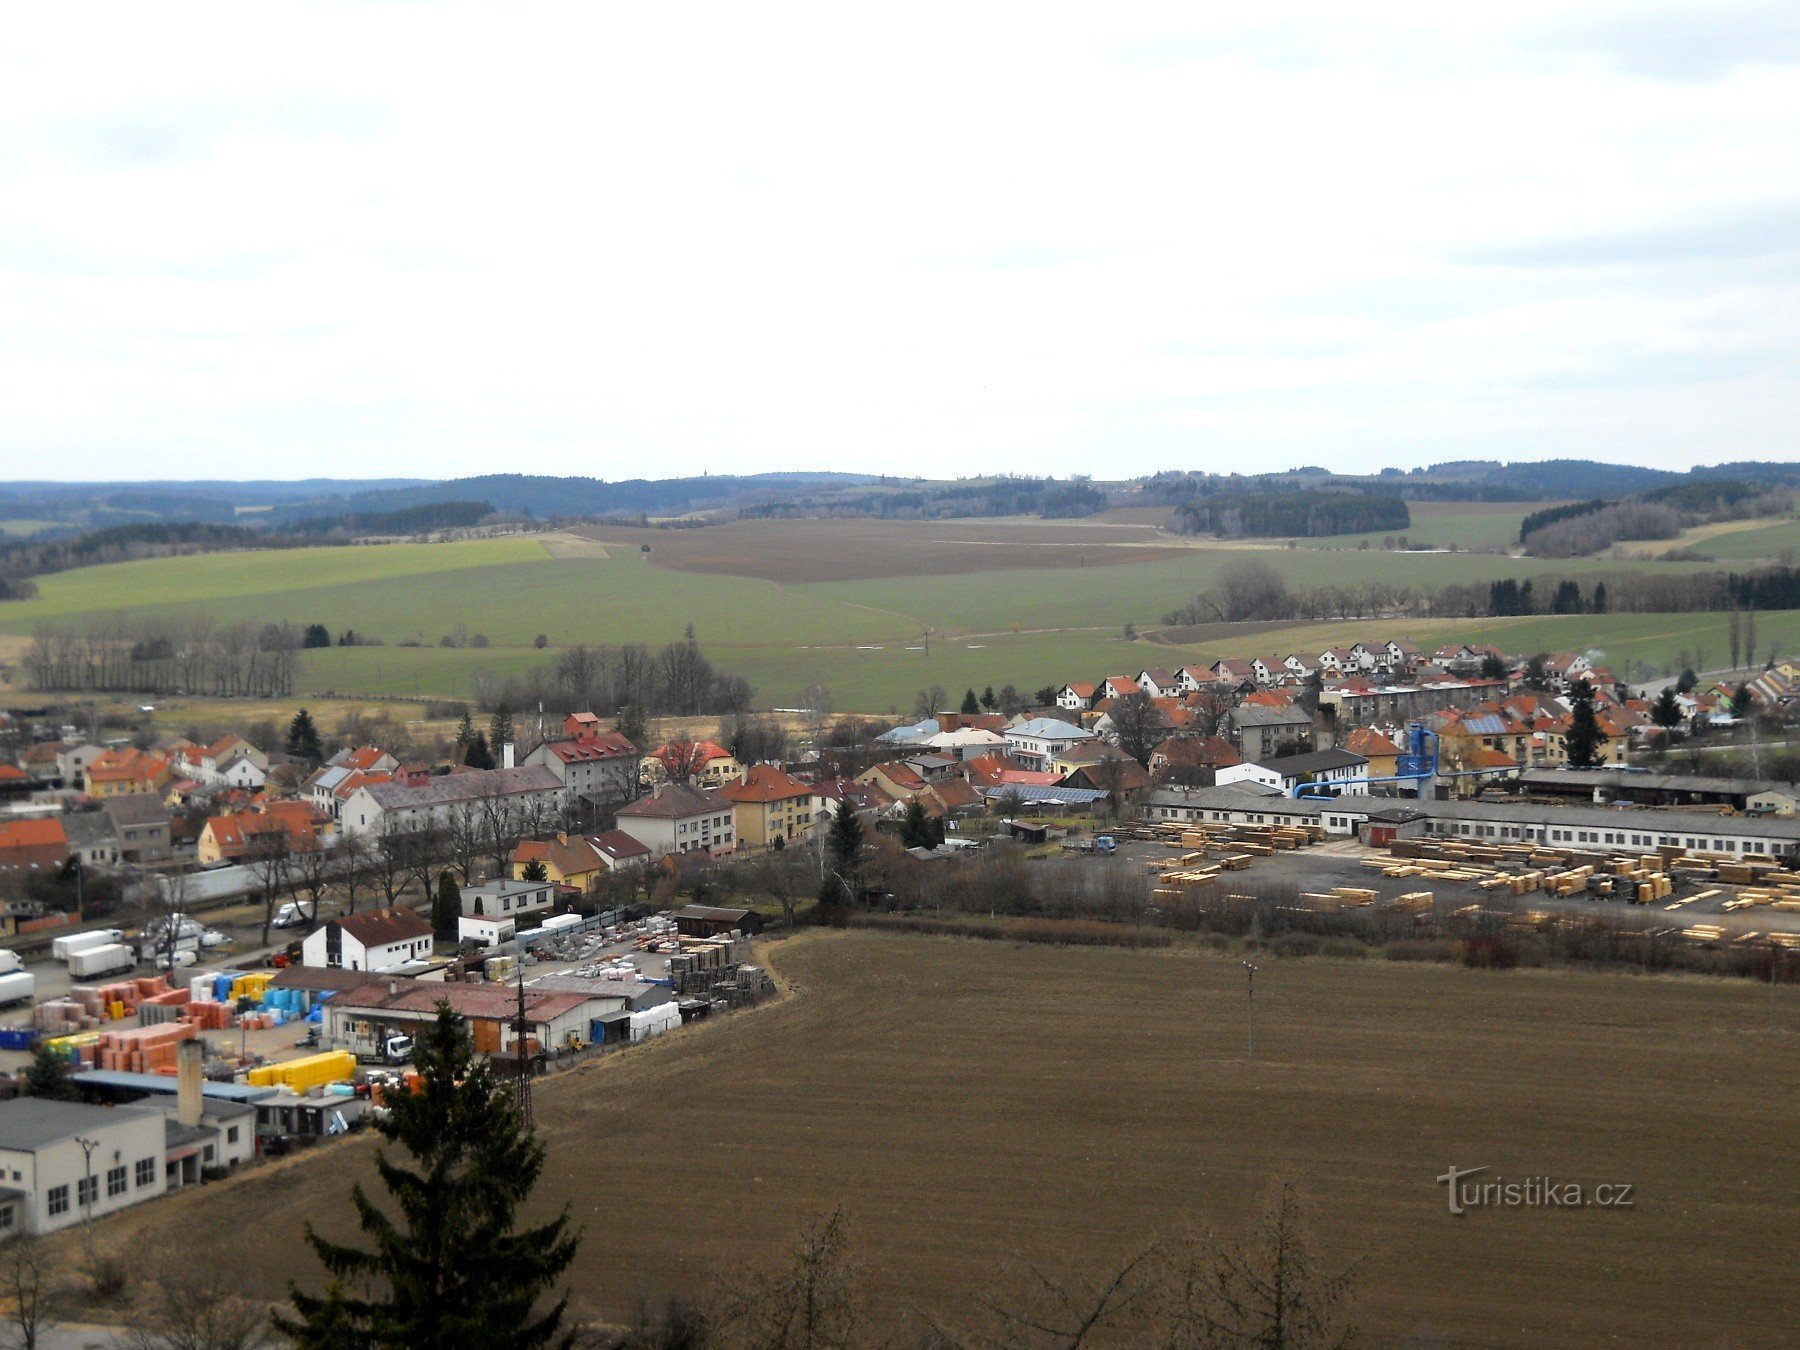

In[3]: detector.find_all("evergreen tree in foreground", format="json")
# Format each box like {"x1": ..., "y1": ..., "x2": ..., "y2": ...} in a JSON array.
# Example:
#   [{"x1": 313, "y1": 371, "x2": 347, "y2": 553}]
[
  {"x1": 1565, "y1": 679, "x2": 1602, "y2": 768},
  {"x1": 286, "y1": 708, "x2": 324, "y2": 763},
  {"x1": 20, "y1": 1043, "x2": 75, "y2": 1100},
  {"x1": 276, "y1": 1004, "x2": 578, "y2": 1349}
]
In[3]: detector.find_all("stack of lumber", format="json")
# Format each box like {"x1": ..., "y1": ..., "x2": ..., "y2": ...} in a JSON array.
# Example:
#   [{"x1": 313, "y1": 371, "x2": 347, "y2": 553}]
[{"x1": 1680, "y1": 924, "x2": 1727, "y2": 944}]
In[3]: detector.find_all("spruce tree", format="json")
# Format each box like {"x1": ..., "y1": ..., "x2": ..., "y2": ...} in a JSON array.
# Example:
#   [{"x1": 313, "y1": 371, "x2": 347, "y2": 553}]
[
  {"x1": 20, "y1": 1044, "x2": 74, "y2": 1100},
  {"x1": 287, "y1": 709, "x2": 324, "y2": 763},
  {"x1": 432, "y1": 871, "x2": 461, "y2": 937},
  {"x1": 821, "y1": 805, "x2": 864, "y2": 907},
  {"x1": 1651, "y1": 687, "x2": 1682, "y2": 733},
  {"x1": 454, "y1": 710, "x2": 475, "y2": 758},
  {"x1": 900, "y1": 799, "x2": 933, "y2": 849},
  {"x1": 276, "y1": 1005, "x2": 578, "y2": 1348},
  {"x1": 488, "y1": 703, "x2": 514, "y2": 758},
  {"x1": 1565, "y1": 679, "x2": 1602, "y2": 768},
  {"x1": 980, "y1": 686, "x2": 998, "y2": 711},
  {"x1": 960, "y1": 688, "x2": 981, "y2": 714},
  {"x1": 464, "y1": 732, "x2": 495, "y2": 771}
]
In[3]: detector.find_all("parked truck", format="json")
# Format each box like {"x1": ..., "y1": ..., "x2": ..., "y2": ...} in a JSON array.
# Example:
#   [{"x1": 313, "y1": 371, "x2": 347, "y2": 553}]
[
  {"x1": 1061, "y1": 834, "x2": 1117, "y2": 855},
  {"x1": 53, "y1": 930, "x2": 124, "y2": 962},
  {"x1": 0, "y1": 970, "x2": 35, "y2": 1006},
  {"x1": 67, "y1": 943, "x2": 136, "y2": 981},
  {"x1": 0, "y1": 950, "x2": 22, "y2": 976}
]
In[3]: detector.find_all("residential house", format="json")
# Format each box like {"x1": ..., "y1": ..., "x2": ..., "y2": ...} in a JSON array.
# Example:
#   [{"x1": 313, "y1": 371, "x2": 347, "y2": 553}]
[
  {"x1": 1147, "y1": 735, "x2": 1242, "y2": 781},
  {"x1": 461, "y1": 877, "x2": 556, "y2": 922},
  {"x1": 341, "y1": 765, "x2": 567, "y2": 837},
  {"x1": 642, "y1": 740, "x2": 741, "y2": 790},
  {"x1": 512, "y1": 832, "x2": 607, "y2": 890},
  {"x1": 56, "y1": 743, "x2": 104, "y2": 793},
  {"x1": 97, "y1": 794, "x2": 172, "y2": 865},
  {"x1": 84, "y1": 748, "x2": 171, "y2": 800},
  {"x1": 1003, "y1": 718, "x2": 1095, "y2": 773},
  {"x1": 524, "y1": 727, "x2": 641, "y2": 806},
  {"x1": 0, "y1": 765, "x2": 29, "y2": 802},
  {"x1": 197, "y1": 803, "x2": 320, "y2": 865},
  {"x1": 301, "y1": 906, "x2": 435, "y2": 972},
  {"x1": 856, "y1": 760, "x2": 929, "y2": 802},
  {"x1": 327, "y1": 745, "x2": 400, "y2": 775},
  {"x1": 1055, "y1": 683, "x2": 1098, "y2": 713},
  {"x1": 0, "y1": 817, "x2": 68, "y2": 881},
  {"x1": 1061, "y1": 759, "x2": 1152, "y2": 801},
  {"x1": 718, "y1": 764, "x2": 814, "y2": 851},
  {"x1": 1135, "y1": 668, "x2": 1179, "y2": 698},
  {"x1": 61, "y1": 811, "x2": 119, "y2": 869},
  {"x1": 615, "y1": 782, "x2": 735, "y2": 857},
  {"x1": 179, "y1": 735, "x2": 268, "y2": 790},
  {"x1": 1095, "y1": 677, "x2": 1141, "y2": 702},
  {"x1": 1339, "y1": 727, "x2": 1403, "y2": 780},
  {"x1": 812, "y1": 778, "x2": 891, "y2": 828},
  {"x1": 591, "y1": 829, "x2": 653, "y2": 871},
  {"x1": 919, "y1": 777, "x2": 985, "y2": 818}
]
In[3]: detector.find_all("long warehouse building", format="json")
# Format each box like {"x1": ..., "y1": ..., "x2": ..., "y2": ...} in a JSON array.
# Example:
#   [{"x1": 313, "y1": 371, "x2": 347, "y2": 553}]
[{"x1": 1144, "y1": 786, "x2": 1800, "y2": 859}]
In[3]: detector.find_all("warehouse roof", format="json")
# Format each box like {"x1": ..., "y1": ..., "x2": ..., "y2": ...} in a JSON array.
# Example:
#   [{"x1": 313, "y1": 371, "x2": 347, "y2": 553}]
[
  {"x1": 0, "y1": 1098, "x2": 162, "y2": 1152},
  {"x1": 364, "y1": 765, "x2": 562, "y2": 810}
]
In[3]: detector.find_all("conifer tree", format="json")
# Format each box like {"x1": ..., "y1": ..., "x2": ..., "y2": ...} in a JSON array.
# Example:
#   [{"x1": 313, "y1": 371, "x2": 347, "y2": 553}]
[
  {"x1": 431, "y1": 870, "x2": 461, "y2": 937},
  {"x1": 488, "y1": 703, "x2": 514, "y2": 758},
  {"x1": 464, "y1": 732, "x2": 495, "y2": 770},
  {"x1": 1565, "y1": 679, "x2": 1602, "y2": 768},
  {"x1": 821, "y1": 805, "x2": 864, "y2": 907},
  {"x1": 286, "y1": 708, "x2": 323, "y2": 763},
  {"x1": 276, "y1": 1005, "x2": 578, "y2": 1348}
]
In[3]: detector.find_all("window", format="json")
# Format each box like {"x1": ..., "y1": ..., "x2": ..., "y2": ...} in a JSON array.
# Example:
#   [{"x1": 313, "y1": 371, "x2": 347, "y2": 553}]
[
  {"x1": 136, "y1": 1157, "x2": 156, "y2": 1187},
  {"x1": 107, "y1": 1165, "x2": 127, "y2": 1198},
  {"x1": 0, "y1": 1204, "x2": 13, "y2": 1230},
  {"x1": 47, "y1": 1185, "x2": 68, "y2": 1217},
  {"x1": 77, "y1": 1176, "x2": 97, "y2": 1206},
  {"x1": 228, "y1": 1126, "x2": 240, "y2": 1144}
]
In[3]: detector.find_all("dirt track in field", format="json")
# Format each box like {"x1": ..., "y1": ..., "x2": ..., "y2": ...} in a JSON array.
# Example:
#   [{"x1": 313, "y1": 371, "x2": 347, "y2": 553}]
[{"x1": 83, "y1": 931, "x2": 1799, "y2": 1345}]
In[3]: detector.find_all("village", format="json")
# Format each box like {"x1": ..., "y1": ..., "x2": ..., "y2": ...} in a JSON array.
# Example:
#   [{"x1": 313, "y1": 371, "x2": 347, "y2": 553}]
[{"x1": 0, "y1": 637, "x2": 1795, "y2": 1242}]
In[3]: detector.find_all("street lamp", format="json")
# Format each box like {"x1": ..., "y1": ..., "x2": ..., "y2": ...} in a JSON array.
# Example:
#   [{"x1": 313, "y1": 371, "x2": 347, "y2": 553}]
[
  {"x1": 1241, "y1": 960, "x2": 1260, "y2": 1063},
  {"x1": 75, "y1": 1135, "x2": 98, "y2": 1260}
]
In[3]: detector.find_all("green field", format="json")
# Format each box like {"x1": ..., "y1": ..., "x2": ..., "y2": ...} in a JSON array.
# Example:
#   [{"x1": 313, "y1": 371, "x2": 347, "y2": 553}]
[
  {"x1": 1680, "y1": 513, "x2": 1800, "y2": 562},
  {"x1": 1294, "y1": 499, "x2": 1541, "y2": 552},
  {"x1": 0, "y1": 528, "x2": 1790, "y2": 710}
]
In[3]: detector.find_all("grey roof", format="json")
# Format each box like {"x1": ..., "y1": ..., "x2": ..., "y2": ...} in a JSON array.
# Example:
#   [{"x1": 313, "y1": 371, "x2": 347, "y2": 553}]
[
  {"x1": 1145, "y1": 786, "x2": 1330, "y2": 817},
  {"x1": 529, "y1": 975, "x2": 663, "y2": 1002},
  {"x1": 1259, "y1": 748, "x2": 1368, "y2": 778},
  {"x1": 101, "y1": 793, "x2": 170, "y2": 828},
  {"x1": 1231, "y1": 704, "x2": 1312, "y2": 727},
  {"x1": 617, "y1": 782, "x2": 726, "y2": 819},
  {"x1": 1518, "y1": 768, "x2": 1797, "y2": 797},
  {"x1": 0, "y1": 1098, "x2": 162, "y2": 1152},
  {"x1": 462, "y1": 878, "x2": 553, "y2": 897},
  {"x1": 71, "y1": 1070, "x2": 273, "y2": 1104},
  {"x1": 1395, "y1": 796, "x2": 1800, "y2": 842},
  {"x1": 364, "y1": 765, "x2": 562, "y2": 811},
  {"x1": 1006, "y1": 718, "x2": 1092, "y2": 740},
  {"x1": 61, "y1": 812, "x2": 117, "y2": 849},
  {"x1": 975, "y1": 785, "x2": 1110, "y2": 805}
]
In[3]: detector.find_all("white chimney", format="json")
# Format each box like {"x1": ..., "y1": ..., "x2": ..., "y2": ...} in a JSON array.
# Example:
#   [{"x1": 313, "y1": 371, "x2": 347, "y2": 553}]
[
  {"x1": 176, "y1": 1038, "x2": 204, "y2": 1128},
  {"x1": 502, "y1": 740, "x2": 515, "y2": 769}
]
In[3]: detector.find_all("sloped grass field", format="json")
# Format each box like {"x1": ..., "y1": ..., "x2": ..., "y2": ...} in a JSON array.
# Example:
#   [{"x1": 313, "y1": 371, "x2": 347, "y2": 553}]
[{"x1": 87, "y1": 932, "x2": 1798, "y2": 1345}]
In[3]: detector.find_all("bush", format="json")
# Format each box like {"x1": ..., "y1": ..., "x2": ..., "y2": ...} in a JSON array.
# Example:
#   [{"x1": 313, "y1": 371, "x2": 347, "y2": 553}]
[
  {"x1": 1460, "y1": 936, "x2": 1518, "y2": 970},
  {"x1": 1383, "y1": 939, "x2": 1459, "y2": 964},
  {"x1": 1269, "y1": 933, "x2": 1322, "y2": 959}
]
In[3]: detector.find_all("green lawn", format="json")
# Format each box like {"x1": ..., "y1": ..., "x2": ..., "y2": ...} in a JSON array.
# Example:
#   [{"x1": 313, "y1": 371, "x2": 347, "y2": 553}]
[
  {"x1": 1292, "y1": 500, "x2": 1541, "y2": 552},
  {"x1": 0, "y1": 519, "x2": 58, "y2": 538},
  {"x1": 1682, "y1": 514, "x2": 1800, "y2": 562}
]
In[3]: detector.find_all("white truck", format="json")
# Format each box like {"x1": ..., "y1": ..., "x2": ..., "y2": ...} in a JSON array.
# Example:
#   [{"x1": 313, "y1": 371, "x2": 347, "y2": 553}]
[
  {"x1": 53, "y1": 930, "x2": 124, "y2": 962},
  {"x1": 0, "y1": 950, "x2": 22, "y2": 976},
  {"x1": 0, "y1": 970, "x2": 34, "y2": 1006},
  {"x1": 67, "y1": 943, "x2": 136, "y2": 981}
]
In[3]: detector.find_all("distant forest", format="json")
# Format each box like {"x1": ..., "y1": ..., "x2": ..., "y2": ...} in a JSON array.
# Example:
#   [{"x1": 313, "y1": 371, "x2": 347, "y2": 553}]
[{"x1": 1172, "y1": 490, "x2": 1410, "y2": 538}]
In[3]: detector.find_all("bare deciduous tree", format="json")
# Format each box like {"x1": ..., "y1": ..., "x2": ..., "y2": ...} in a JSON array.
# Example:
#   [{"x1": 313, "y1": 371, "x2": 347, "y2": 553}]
[
  {"x1": 0, "y1": 1233, "x2": 65, "y2": 1350},
  {"x1": 716, "y1": 1206, "x2": 864, "y2": 1350}
]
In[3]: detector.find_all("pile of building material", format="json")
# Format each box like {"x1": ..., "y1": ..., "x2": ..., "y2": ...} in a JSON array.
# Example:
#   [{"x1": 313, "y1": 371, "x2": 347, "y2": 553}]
[
  {"x1": 246, "y1": 1050, "x2": 357, "y2": 1092},
  {"x1": 89, "y1": 1021, "x2": 199, "y2": 1074}
]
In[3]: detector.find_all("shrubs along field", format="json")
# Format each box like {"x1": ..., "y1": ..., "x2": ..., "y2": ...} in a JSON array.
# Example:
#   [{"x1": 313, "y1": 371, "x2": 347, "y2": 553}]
[{"x1": 83, "y1": 932, "x2": 1798, "y2": 1345}]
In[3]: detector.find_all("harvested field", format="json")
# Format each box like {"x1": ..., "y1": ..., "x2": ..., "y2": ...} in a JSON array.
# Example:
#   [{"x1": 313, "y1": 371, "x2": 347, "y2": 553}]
[
  {"x1": 87, "y1": 931, "x2": 1798, "y2": 1345},
  {"x1": 574, "y1": 517, "x2": 1189, "y2": 582}
]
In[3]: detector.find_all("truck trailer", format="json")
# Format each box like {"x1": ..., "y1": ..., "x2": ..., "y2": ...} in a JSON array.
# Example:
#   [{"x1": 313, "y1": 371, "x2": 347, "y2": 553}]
[
  {"x1": 52, "y1": 930, "x2": 124, "y2": 962},
  {"x1": 67, "y1": 943, "x2": 136, "y2": 981},
  {"x1": 0, "y1": 970, "x2": 35, "y2": 1007}
]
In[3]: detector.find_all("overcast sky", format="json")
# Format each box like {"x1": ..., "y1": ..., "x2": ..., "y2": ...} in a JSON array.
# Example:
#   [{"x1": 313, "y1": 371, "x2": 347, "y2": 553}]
[{"x1": 2, "y1": 2, "x2": 1796, "y2": 483}]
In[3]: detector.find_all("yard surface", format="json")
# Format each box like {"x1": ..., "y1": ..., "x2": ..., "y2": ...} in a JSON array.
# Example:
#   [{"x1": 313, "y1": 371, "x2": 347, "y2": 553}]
[{"x1": 86, "y1": 930, "x2": 1799, "y2": 1345}]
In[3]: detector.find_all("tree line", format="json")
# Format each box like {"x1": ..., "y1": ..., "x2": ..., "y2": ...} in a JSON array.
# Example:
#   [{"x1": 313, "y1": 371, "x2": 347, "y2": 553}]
[
  {"x1": 1172, "y1": 490, "x2": 1410, "y2": 539},
  {"x1": 471, "y1": 626, "x2": 754, "y2": 721},
  {"x1": 26, "y1": 617, "x2": 302, "y2": 697}
]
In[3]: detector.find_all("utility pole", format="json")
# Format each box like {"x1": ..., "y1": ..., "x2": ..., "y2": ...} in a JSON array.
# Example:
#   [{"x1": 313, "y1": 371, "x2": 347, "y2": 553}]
[
  {"x1": 514, "y1": 959, "x2": 533, "y2": 1128},
  {"x1": 1242, "y1": 960, "x2": 1259, "y2": 1063},
  {"x1": 75, "y1": 1135, "x2": 99, "y2": 1266},
  {"x1": 1772, "y1": 942, "x2": 1784, "y2": 1036}
]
